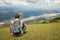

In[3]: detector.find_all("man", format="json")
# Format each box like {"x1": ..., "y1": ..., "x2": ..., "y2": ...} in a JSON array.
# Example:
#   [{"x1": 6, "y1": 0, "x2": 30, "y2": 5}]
[{"x1": 10, "y1": 13, "x2": 26, "y2": 35}]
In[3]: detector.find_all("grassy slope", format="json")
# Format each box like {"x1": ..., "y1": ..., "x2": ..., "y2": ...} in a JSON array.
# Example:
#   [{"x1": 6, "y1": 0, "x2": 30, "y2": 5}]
[{"x1": 0, "y1": 23, "x2": 60, "y2": 40}]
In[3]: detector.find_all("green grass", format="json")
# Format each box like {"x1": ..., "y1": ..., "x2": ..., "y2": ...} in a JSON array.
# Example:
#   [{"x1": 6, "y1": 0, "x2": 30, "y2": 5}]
[{"x1": 0, "y1": 23, "x2": 60, "y2": 40}]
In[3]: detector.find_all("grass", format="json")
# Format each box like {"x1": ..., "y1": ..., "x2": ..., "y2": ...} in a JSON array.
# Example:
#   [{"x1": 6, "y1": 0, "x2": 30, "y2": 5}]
[{"x1": 0, "y1": 23, "x2": 60, "y2": 40}]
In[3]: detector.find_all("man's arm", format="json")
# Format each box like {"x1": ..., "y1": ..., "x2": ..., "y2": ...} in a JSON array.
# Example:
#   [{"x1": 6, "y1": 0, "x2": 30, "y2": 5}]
[
  {"x1": 10, "y1": 20, "x2": 13, "y2": 25},
  {"x1": 21, "y1": 20, "x2": 25, "y2": 27}
]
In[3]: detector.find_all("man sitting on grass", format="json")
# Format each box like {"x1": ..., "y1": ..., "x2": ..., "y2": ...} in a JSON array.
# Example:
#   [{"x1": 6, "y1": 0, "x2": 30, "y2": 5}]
[{"x1": 10, "y1": 13, "x2": 26, "y2": 36}]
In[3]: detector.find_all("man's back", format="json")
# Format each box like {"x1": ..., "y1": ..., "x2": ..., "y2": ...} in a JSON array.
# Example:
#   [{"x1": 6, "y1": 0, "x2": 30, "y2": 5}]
[{"x1": 10, "y1": 19, "x2": 21, "y2": 33}]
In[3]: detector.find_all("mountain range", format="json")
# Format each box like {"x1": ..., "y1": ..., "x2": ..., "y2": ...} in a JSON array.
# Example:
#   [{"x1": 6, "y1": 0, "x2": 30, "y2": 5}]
[
  {"x1": 22, "y1": 13, "x2": 60, "y2": 23},
  {"x1": 0, "y1": 6, "x2": 60, "y2": 21}
]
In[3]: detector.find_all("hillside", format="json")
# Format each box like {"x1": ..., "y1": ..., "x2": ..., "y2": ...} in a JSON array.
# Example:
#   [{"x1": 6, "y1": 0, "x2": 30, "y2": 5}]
[
  {"x1": 50, "y1": 17, "x2": 60, "y2": 23},
  {"x1": 0, "y1": 23, "x2": 60, "y2": 40}
]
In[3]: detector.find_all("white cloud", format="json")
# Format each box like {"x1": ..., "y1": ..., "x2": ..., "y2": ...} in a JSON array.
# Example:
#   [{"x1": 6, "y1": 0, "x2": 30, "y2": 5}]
[
  {"x1": 0, "y1": 0, "x2": 60, "y2": 9},
  {"x1": 0, "y1": 1, "x2": 7, "y2": 6},
  {"x1": 4, "y1": 0, "x2": 29, "y2": 6},
  {"x1": 47, "y1": 0, "x2": 60, "y2": 7}
]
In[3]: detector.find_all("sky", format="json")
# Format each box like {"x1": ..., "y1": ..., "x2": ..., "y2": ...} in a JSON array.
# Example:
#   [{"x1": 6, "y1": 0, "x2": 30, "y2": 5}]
[
  {"x1": 0, "y1": 0, "x2": 60, "y2": 21},
  {"x1": 0, "y1": 0, "x2": 60, "y2": 9}
]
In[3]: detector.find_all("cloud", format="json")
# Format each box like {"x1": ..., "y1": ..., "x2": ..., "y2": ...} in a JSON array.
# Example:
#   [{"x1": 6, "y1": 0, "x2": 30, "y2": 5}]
[
  {"x1": 0, "y1": 0, "x2": 60, "y2": 9},
  {"x1": 3, "y1": 0, "x2": 29, "y2": 6},
  {"x1": 0, "y1": 1, "x2": 7, "y2": 6}
]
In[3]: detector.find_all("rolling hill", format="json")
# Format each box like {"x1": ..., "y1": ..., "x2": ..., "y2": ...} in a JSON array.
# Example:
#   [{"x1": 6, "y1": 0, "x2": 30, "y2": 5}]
[{"x1": 50, "y1": 17, "x2": 60, "y2": 23}]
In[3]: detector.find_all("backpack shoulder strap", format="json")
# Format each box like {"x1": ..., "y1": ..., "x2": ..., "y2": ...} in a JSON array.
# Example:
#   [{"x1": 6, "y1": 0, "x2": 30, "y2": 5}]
[{"x1": 13, "y1": 19, "x2": 22, "y2": 27}]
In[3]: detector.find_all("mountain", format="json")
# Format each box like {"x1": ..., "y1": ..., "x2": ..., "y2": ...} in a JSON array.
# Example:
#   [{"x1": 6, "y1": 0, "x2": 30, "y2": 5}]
[
  {"x1": 1, "y1": 13, "x2": 60, "y2": 26},
  {"x1": 23, "y1": 13, "x2": 60, "y2": 24},
  {"x1": 0, "y1": 6, "x2": 60, "y2": 21}
]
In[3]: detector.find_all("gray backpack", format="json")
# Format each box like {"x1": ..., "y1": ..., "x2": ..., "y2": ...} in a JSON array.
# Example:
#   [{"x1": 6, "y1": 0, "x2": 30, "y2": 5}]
[{"x1": 10, "y1": 20, "x2": 22, "y2": 33}]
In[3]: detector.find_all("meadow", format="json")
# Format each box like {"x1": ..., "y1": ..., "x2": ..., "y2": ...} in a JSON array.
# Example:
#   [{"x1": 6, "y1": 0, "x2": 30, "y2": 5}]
[{"x1": 0, "y1": 23, "x2": 60, "y2": 40}]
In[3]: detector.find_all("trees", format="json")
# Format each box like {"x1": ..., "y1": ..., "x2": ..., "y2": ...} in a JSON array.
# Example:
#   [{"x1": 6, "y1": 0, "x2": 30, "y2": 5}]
[{"x1": 50, "y1": 17, "x2": 60, "y2": 23}]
